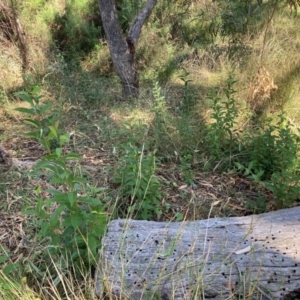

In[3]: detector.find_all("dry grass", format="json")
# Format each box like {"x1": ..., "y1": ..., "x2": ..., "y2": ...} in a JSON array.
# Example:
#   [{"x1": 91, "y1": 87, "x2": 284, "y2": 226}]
[{"x1": 247, "y1": 65, "x2": 278, "y2": 113}]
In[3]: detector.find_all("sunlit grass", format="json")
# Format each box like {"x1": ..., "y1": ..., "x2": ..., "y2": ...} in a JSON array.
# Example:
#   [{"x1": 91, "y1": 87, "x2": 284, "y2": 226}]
[{"x1": 0, "y1": 271, "x2": 40, "y2": 300}]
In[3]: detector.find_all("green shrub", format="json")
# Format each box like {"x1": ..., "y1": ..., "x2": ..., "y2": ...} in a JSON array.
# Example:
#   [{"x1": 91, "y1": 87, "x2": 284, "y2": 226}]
[
  {"x1": 113, "y1": 142, "x2": 163, "y2": 220},
  {"x1": 202, "y1": 75, "x2": 300, "y2": 208},
  {"x1": 117, "y1": 0, "x2": 143, "y2": 33},
  {"x1": 15, "y1": 85, "x2": 59, "y2": 151},
  {"x1": 15, "y1": 88, "x2": 108, "y2": 272},
  {"x1": 50, "y1": 0, "x2": 103, "y2": 61},
  {"x1": 236, "y1": 113, "x2": 300, "y2": 207},
  {"x1": 205, "y1": 74, "x2": 239, "y2": 166},
  {"x1": 150, "y1": 82, "x2": 172, "y2": 154},
  {"x1": 179, "y1": 154, "x2": 195, "y2": 185}
]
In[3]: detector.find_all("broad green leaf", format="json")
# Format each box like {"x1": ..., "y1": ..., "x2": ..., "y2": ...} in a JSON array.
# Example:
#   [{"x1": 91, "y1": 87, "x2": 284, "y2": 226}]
[
  {"x1": 87, "y1": 236, "x2": 100, "y2": 254},
  {"x1": 35, "y1": 160, "x2": 56, "y2": 172},
  {"x1": 51, "y1": 235, "x2": 61, "y2": 246},
  {"x1": 25, "y1": 131, "x2": 39, "y2": 138},
  {"x1": 42, "y1": 154, "x2": 59, "y2": 160},
  {"x1": 36, "y1": 198, "x2": 44, "y2": 215},
  {"x1": 15, "y1": 107, "x2": 34, "y2": 115},
  {"x1": 24, "y1": 118, "x2": 42, "y2": 128},
  {"x1": 92, "y1": 224, "x2": 107, "y2": 237},
  {"x1": 72, "y1": 177, "x2": 88, "y2": 184},
  {"x1": 48, "y1": 126, "x2": 58, "y2": 138},
  {"x1": 3, "y1": 263, "x2": 20, "y2": 275},
  {"x1": 175, "y1": 212, "x2": 184, "y2": 221},
  {"x1": 234, "y1": 162, "x2": 243, "y2": 170},
  {"x1": 74, "y1": 183, "x2": 82, "y2": 191},
  {"x1": 244, "y1": 168, "x2": 250, "y2": 176},
  {"x1": 51, "y1": 178, "x2": 66, "y2": 184},
  {"x1": 31, "y1": 85, "x2": 41, "y2": 94},
  {"x1": 56, "y1": 148, "x2": 62, "y2": 158},
  {"x1": 248, "y1": 161, "x2": 254, "y2": 170},
  {"x1": 40, "y1": 220, "x2": 50, "y2": 237},
  {"x1": 70, "y1": 212, "x2": 83, "y2": 229},
  {"x1": 59, "y1": 134, "x2": 69, "y2": 146},
  {"x1": 39, "y1": 102, "x2": 53, "y2": 114},
  {"x1": 0, "y1": 255, "x2": 9, "y2": 263},
  {"x1": 50, "y1": 205, "x2": 65, "y2": 227},
  {"x1": 46, "y1": 189, "x2": 63, "y2": 196},
  {"x1": 51, "y1": 193, "x2": 69, "y2": 206},
  {"x1": 68, "y1": 191, "x2": 77, "y2": 207},
  {"x1": 16, "y1": 92, "x2": 32, "y2": 103},
  {"x1": 70, "y1": 236, "x2": 85, "y2": 249},
  {"x1": 79, "y1": 196, "x2": 101, "y2": 205},
  {"x1": 256, "y1": 170, "x2": 264, "y2": 178},
  {"x1": 45, "y1": 131, "x2": 55, "y2": 141}
]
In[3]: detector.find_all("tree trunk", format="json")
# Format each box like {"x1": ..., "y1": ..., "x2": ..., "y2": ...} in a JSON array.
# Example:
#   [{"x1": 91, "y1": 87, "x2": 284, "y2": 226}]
[
  {"x1": 95, "y1": 206, "x2": 300, "y2": 299},
  {"x1": 98, "y1": 0, "x2": 157, "y2": 99},
  {"x1": 0, "y1": 0, "x2": 28, "y2": 71}
]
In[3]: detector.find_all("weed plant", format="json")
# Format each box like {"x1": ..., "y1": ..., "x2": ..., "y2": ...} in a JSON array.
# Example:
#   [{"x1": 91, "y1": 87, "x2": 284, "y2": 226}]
[
  {"x1": 14, "y1": 88, "x2": 108, "y2": 290},
  {"x1": 150, "y1": 82, "x2": 171, "y2": 153},
  {"x1": 205, "y1": 74, "x2": 239, "y2": 168},
  {"x1": 202, "y1": 75, "x2": 300, "y2": 207},
  {"x1": 113, "y1": 142, "x2": 163, "y2": 220},
  {"x1": 49, "y1": 0, "x2": 103, "y2": 61},
  {"x1": 236, "y1": 113, "x2": 300, "y2": 207}
]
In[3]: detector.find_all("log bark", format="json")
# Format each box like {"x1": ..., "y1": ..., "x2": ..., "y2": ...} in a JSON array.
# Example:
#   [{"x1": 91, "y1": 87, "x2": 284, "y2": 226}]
[
  {"x1": 98, "y1": 0, "x2": 157, "y2": 99},
  {"x1": 95, "y1": 206, "x2": 300, "y2": 299}
]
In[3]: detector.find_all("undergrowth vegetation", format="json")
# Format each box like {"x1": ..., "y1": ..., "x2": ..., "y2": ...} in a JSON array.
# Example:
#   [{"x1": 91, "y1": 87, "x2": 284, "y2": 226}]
[{"x1": 1, "y1": 0, "x2": 300, "y2": 299}]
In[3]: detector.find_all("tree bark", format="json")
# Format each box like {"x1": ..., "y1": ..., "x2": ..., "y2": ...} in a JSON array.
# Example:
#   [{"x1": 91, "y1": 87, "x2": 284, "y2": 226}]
[
  {"x1": 0, "y1": 0, "x2": 28, "y2": 71},
  {"x1": 98, "y1": 0, "x2": 157, "y2": 100},
  {"x1": 96, "y1": 206, "x2": 300, "y2": 299}
]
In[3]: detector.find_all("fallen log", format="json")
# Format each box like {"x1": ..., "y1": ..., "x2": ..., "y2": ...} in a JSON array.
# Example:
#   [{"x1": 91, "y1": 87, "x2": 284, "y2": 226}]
[{"x1": 95, "y1": 207, "x2": 300, "y2": 299}]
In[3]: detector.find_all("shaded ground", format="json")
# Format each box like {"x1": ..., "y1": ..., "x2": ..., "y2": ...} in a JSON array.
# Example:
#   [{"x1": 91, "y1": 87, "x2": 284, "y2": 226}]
[
  {"x1": 0, "y1": 134, "x2": 275, "y2": 256},
  {"x1": 1, "y1": 100, "x2": 299, "y2": 271}
]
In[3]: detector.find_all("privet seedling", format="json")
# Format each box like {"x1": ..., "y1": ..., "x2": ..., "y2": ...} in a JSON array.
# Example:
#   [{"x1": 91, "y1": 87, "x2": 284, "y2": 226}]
[
  {"x1": 205, "y1": 74, "x2": 239, "y2": 165},
  {"x1": 16, "y1": 88, "x2": 108, "y2": 275}
]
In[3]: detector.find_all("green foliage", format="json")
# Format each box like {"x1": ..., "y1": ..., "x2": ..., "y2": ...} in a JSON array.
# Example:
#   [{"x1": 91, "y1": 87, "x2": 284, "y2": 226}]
[
  {"x1": 15, "y1": 85, "x2": 59, "y2": 151},
  {"x1": 16, "y1": 88, "x2": 108, "y2": 272},
  {"x1": 152, "y1": 82, "x2": 167, "y2": 120},
  {"x1": 205, "y1": 74, "x2": 238, "y2": 164},
  {"x1": 246, "y1": 193, "x2": 267, "y2": 214},
  {"x1": 117, "y1": 0, "x2": 143, "y2": 33},
  {"x1": 217, "y1": 0, "x2": 251, "y2": 37},
  {"x1": 0, "y1": 268, "x2": 36, "y2": 300},
  {"x1": 179, "y1": 70, "x2": 196, "y2": 115},
  {"x1": 150, "y1": 82, "x2": 170, "y2": 152},
  {"x1": 2, "y1": 0, "x2": 300, "y2": 297},
  {"x1": 202, "y1": 75, "x2": 300, "y2": 208},
  {"x1": 49, "y1": 0, "x2": 103, "y2": 61},
  {"x1": 179, "y1": 154, "x2": 195, "y2": 185},
  {"x1": 113, "y1": 142, "x2": 162, "y2": 220},
  {"x1": 236, "y1": 113, "x2": 300, "y2": 207}
]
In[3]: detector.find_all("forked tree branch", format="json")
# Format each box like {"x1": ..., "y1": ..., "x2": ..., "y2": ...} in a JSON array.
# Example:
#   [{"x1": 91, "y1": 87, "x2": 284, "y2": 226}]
[{"x1": 128, "y1": 0, "x2": 157, "y2": 44}]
